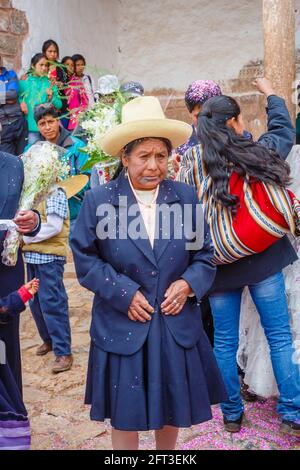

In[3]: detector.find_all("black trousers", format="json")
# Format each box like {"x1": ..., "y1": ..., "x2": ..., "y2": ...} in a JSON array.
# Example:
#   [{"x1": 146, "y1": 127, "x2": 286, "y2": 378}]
[{"x1": 0, "y1": 116, "x2": 28, "y2": 155}]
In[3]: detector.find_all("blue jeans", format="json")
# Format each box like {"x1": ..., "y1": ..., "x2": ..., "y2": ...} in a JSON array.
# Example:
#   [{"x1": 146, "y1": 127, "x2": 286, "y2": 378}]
[
  {"x1": 27, "y1": 261, "x2": 71, "y2": 356},
  {"x1": 209, "y1": 271, "x2": 300, "y2": 422}
]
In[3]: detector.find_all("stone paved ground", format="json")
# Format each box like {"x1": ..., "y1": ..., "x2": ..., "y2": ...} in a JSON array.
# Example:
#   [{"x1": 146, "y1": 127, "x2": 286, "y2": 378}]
[{"x1": 19, "y1": 255, "x2": 300, "y2": 450}]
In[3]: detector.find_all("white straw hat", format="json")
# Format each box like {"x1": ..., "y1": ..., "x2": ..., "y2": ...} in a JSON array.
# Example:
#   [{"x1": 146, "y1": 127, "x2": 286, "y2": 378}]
[
  {"x1": 101, "y1": 96, "x2": 192, "y2": 156},
  {"x1": 58, "y1": 175, "x2": 89, "y2": 199}
]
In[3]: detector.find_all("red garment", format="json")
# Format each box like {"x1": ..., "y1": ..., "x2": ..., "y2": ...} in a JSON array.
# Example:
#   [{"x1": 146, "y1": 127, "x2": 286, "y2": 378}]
[
  {"x1": 202, "y1": 169, "x2": 300, "y2": 264},
  {"x1": 49, "y1": 68, "x2": 57, "y2": 82},
  {"x1": 17, "y1": 286, "x2": 33, "y2": 304},
  {"x1": 230, "y1": 171, "x2": 292, "y2": 252},
  {"x1": 65, "y1": 75, "x2": 89, "y2": 130}
]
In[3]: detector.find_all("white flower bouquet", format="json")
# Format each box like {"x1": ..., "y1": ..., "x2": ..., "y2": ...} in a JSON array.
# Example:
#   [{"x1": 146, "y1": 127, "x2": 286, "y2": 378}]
[
  {"x1": 78, "y1": 81, "x2": 128, "y2": 177},
  {"x1": 1, "y1": 142, "x2": 69, "y2": 266}
]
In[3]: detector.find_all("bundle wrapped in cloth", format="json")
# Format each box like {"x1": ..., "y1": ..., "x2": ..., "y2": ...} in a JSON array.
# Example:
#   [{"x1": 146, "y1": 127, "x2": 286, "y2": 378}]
[
  {"x1": 200, "y1": 158, "x2": 300, "y2": 265},
  {"x1": 1, "y1": 142, "x2": 69, "y2": 266}
]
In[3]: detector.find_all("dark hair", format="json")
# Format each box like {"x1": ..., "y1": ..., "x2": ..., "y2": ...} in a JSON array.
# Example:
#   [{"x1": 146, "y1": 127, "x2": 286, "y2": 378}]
[
  {"x1": 72, "y1": 54, "x2": 86, "y2": 65},
  {"x1": 185, "y1": 93, "x2": 200, "y2": 113},
  {"x1": 42, "y1": 39, "x2": 60, "y2": 58},
  {"x1": 112, "y1": 161, "x2": 125, "y2": 180},
  {"x1": 197, "y1": 95, "x2": 291, "y2": 208},
  {"x1": 34, "y1": 103, "x2": 59, "y2": 123},
  {"x1": 61, "y1": 56, "x2": 74, "y2": 65},
  {"x1": 31, "y1": 53, "x2": 47, "y2": 68},
  {"x1": 112, "y1": 137, "x2": 172, "y2": 180}
]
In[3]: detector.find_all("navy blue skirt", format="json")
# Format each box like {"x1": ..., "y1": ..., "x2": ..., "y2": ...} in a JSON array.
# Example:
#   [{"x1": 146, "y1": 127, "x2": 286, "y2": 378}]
[{"x1": 85, "y1": 311, "x2": 227, "y2": 431}]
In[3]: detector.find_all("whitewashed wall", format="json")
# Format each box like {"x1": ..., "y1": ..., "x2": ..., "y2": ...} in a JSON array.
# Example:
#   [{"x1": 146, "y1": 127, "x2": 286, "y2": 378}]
[
  {"x1": 117, "y1": 0, "x2": 264, "y2": 91},
  {"x1": 13, "y1": 0, "x2": 118, "y2": 79},
  {"x1": 12, "y1": 0, "x2": 300, "y2": 90}
]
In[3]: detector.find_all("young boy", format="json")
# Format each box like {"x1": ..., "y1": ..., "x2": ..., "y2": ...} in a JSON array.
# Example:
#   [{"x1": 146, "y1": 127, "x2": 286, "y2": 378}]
[{"x1": 22, "y1": 186, "x2": 73, "y2": 374}]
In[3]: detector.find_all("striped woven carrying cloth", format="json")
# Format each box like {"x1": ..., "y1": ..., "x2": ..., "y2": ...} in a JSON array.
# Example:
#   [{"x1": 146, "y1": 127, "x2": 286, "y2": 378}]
[{"x1": 200, "y1": 161, "x2": 300, "y2": 265}]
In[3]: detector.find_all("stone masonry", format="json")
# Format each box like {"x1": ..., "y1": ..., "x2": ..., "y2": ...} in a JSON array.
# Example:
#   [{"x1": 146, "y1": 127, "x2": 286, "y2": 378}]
[{"x1": 0, "y1": 0, "x2": 28, "y2": 71}]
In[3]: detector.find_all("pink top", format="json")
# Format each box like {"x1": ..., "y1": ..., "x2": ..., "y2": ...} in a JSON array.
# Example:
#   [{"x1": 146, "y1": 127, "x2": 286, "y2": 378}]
[{"x1": 65, "y1": 75, "x2": 89, "y2": 130}]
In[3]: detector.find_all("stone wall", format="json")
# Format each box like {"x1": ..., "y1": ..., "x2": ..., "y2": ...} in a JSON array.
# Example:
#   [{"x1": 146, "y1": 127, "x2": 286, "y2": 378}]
[{"x1": 0, "y1": 0, "x2": 28, "y2": 70}]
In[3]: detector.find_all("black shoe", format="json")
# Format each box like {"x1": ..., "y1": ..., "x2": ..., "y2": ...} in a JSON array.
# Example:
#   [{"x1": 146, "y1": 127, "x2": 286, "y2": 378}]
[
  {"x1": 280, "y1": 420, "x2": 300, "y2": 437},
  {"x1": 223, "y1": 413, "x2": 244, "y2": 433}
]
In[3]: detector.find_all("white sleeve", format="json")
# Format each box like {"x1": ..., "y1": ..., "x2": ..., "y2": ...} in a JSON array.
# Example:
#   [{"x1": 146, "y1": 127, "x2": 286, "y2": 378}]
[
  {"x1": 84, "y1": 75, "x2": 95, "y2": 108},
  {"x1": 23, "y1": 214, "x2": 63, "y2": 244}
]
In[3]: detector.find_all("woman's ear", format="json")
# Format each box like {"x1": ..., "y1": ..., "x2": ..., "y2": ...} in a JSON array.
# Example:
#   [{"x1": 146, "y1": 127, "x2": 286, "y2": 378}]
[
  {"x1": 121, "y1": 151, "x2": 128, "y2": 168},
  {"x1": 226, "y1": 115, "x2": 244, "y2": 135},
  {"x1": 226, "y1": 117, "x2": 237, "y2": 130},
  {"x1": 226, "y1": 113, "x2": 245, "y2": 135}
]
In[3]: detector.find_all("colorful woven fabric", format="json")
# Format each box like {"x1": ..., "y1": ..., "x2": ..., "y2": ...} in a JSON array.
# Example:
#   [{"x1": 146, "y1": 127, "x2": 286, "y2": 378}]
[
  {"x1": 198, "y1": 146, "x2": 300, "y2": 265},
  {"x1": 185, "y1": 80, "x2": 222, "y2": 107}
]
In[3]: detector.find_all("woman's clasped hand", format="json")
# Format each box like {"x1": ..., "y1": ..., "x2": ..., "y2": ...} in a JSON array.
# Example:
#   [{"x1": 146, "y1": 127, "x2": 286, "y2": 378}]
[{"x1": 128, "y1": 279, "x2": 192, "y2": 322}]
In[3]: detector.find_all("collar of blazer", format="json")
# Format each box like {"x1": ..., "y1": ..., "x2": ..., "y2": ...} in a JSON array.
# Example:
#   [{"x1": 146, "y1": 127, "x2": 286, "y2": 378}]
[{"x1": 110, "y1": 170, "x2": 181, "y2": 208}]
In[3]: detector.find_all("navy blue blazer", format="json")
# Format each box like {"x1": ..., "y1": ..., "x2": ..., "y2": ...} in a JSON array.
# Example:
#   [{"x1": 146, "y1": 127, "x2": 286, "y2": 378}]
[
  {"x1": 0, "y1": 151, "x2": 26, "y2": 299},
  {"x1": 0, "y1": 291, "x2": 25, "y2": 315},
  {"x1": 0, "y1": 152, "x2": 41, "y2": 283},
  {"x1": 0, "y1": 151, "x2": 41, "y2": 390},
  {"x1": 71, "y1": 173, "x2": 216, "y2": 355}
]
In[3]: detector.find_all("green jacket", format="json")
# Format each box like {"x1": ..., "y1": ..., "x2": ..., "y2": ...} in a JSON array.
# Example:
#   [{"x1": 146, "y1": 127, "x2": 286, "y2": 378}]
[
  {"x1": 19, "y1": 75, "x2": 62, "y2": 132},
  {"x1": 62, "y1": 134, "x2": 91, "y2": 221}
]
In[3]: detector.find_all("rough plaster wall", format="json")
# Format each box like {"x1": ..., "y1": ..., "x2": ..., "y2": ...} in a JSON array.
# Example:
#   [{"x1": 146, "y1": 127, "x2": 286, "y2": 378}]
[
  {"x1": 11, "y1": 0, "x2": 299, "y2": 86},
  {"x1": 117, "y1": 0, "x2": 263, "y2": 91},
  {"x1": 12, "y1": 0, "x2": 119, "y2": 78},
  {"x1": 296, "y1": 0, "x2": 300, "y2": 50}
]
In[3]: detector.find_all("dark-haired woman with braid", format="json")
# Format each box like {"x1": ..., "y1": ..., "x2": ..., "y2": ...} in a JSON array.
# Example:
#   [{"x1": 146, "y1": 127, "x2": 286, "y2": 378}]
[{"x1": 178, "y1": 78, "x2": 300, "y2": 436}]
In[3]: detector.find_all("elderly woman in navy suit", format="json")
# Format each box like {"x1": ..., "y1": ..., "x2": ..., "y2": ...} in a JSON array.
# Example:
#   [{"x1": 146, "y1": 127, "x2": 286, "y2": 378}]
[{"x1": 71, "y1": 96, "x2": 227, "y2": 450}]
